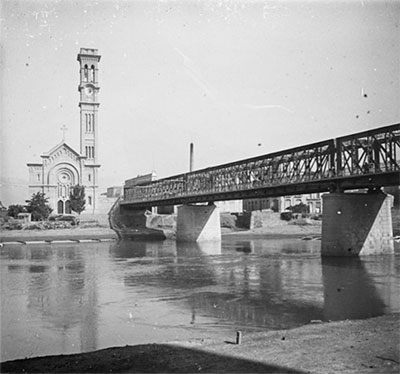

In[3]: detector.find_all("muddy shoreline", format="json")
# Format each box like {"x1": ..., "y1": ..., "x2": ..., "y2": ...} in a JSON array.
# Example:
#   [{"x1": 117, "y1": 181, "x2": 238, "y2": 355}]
[{"x1": 1, "y1": 314, "x2": 399, "y2": 373}]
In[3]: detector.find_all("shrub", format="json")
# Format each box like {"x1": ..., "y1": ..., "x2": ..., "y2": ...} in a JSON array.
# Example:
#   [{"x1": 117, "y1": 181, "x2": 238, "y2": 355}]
[
  {"x1": 7, "y1": 204, "x2": 26, "y2": 218},
  {"x1": 280, "y1": 211, "x2": 292, "y2": 221},
  {"x1": 286, "y1": 202, "x2": 309, "y2": 215}
]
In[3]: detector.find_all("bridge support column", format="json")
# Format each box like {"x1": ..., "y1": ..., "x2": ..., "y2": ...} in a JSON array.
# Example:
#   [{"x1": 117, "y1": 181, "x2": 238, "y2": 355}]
[
  {"x1": 321, "y1": 191, "x2": 394, "y2": 256},
  {"x1": 176, "y1": 204, "x2": 221, "y2": 242}
]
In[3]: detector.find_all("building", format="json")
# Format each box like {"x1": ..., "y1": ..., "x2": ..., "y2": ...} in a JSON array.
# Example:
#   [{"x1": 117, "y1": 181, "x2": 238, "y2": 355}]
[
  {"x1": 106, "y1": 186, "x2": 123, "y2": 198},
  {"x1": 27, "y1": 48, "x2": 101, "y2": 214},
  {"x1": 243, "y1": 193, "x2": 323, "y2": 215}
]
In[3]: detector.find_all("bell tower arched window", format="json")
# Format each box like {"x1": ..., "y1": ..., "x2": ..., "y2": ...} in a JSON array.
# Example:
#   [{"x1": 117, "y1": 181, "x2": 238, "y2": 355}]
[
  {"x1": 84, "y1": 64, "x2": 89, "y2": 82},
  {"x1": 90, "y1": 65, "x2": 95, "y2": 82}
]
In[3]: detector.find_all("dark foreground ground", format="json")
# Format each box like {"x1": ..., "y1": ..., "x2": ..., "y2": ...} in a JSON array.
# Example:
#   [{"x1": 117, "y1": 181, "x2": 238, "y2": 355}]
[{"x1": 1, "y1": 314, "x2": 399, "y2": 374}]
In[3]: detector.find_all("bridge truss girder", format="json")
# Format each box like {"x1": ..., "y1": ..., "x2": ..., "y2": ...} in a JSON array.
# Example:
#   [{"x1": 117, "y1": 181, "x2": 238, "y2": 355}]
[{"x1": 121, "y1": 123, "x2": 400, "y2": 209}]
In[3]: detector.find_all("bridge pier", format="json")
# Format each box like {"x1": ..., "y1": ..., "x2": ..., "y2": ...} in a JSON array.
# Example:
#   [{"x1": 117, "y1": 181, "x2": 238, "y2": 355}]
[
  {"x1": 176, "y1": 204, "x2": 221, "y2": 242},
  {"x1": 321, "y1": 191, "x2": 394, "y2": 256}
]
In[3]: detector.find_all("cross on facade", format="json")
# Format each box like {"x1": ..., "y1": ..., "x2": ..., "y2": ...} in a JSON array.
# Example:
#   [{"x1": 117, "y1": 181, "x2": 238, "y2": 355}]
[{"x1": 60, "y1": 124, "x2": 68, "y2": 141}]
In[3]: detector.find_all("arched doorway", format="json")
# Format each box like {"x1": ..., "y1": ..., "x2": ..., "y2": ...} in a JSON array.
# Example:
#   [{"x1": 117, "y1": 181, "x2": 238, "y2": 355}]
[
  {"x1": 58, "y1": 200, "x2": 64, "y2": 214},
  {"x1": 65, "y1": 200, "x2": 71, "y2": 214}
]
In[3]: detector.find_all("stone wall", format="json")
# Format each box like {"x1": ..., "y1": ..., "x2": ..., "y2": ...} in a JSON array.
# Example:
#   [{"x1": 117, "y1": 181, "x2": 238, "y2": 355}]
[
  {"x1": 80, "y1": 195, "x2": 118, "y2": 226},
  {"x1": 249, "y1": 209, "x2": 286, "y2": 229},
  {"x1": 234, "y1": 209, "x2": 285, "y2": 229}
]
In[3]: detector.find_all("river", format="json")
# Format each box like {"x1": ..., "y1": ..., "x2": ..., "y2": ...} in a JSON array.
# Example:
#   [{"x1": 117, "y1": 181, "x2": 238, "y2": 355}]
[{"x1": 1, "y1": 238, "x2": 399, "y2": 362}]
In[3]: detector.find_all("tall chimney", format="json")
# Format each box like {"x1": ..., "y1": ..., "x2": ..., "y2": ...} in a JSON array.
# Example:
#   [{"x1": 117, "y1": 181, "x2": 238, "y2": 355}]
[{"x1": 190, "y1": 142, "x2": 194, "y2": 172}]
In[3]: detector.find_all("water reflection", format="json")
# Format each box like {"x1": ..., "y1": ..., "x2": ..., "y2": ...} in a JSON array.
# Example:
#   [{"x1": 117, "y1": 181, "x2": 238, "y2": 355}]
[
  {"x1": 6, "y1": 246, "x2": 25, "y2": 260},
  {"x1": 1, "y1": 239, "x2": 399, "y2": 362},
  {"x1": 1, "y1": 244, "x2": 100, "y2": 361},
  {"x1": 28, "y1": 265, "x2": 48, "y2": 273},
  {"x1": 362, "y1": 255, "x2": 400, "y2": 313},
  {"x1": 30, "y1": 246, "x2": 53, "y2": 260},
  {"x1": 322, "y1": 257, "x2": 394, "y2": 320},
  {"x1": 109, "y1": 239, "x2": 390, "y2": 330},
  {"x1": 178, "y1": 241, "x2": 222, "y2": 256},
  {"x1": 111, "y1": 240, "x2": 177, "y2": 260}
]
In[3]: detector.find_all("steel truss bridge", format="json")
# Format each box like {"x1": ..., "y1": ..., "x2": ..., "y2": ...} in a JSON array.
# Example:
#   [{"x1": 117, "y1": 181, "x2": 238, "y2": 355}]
[{"x1": 121, "y1": 124, "x2": 400, "y2": 209}]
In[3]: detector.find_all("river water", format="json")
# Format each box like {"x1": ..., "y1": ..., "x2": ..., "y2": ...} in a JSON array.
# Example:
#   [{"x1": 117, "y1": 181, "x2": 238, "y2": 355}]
[{"x1": 1, "y1": 238, "x2": 399, "y2": 362}]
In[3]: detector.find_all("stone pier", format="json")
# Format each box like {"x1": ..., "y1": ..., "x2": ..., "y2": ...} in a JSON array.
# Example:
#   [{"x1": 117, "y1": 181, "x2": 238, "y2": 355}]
[
  {"x1": 321, "y1": 191, "x2": 394, "y2": 256},
  {"x1": 176, "y1": 204, "x2": 221, "y2": 242}
]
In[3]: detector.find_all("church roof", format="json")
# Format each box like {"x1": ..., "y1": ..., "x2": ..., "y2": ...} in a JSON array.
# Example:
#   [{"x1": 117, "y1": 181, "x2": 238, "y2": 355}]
[{"x1": 41, "y1": 141, "x2": 83, "y2": 159}]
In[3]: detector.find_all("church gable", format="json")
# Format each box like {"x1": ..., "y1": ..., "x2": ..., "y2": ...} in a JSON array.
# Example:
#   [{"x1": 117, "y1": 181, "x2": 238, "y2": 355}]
[{"x1": 42, "y1": 142, "x2": 81, "y2": 168}]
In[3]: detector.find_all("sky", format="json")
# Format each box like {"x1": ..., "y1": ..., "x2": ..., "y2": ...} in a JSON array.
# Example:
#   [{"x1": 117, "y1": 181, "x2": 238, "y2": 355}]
[{"x1": 1, "y1": 0, "x2": 399, "y2": 206}]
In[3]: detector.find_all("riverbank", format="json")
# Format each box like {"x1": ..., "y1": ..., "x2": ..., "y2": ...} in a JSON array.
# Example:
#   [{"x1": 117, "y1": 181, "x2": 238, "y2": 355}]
[
  {"x1": 3, "y1": 205, "x2": 398, "y2": 243},
  {"x1": 0, "y1": 227, "x2": 118, "y2": 243},
  {"x1": 1, "y1": 313, "x2": 398, "y2": 373},
  {"x1": 0, "y1": 221, "x2": 320, "y2": 244}
]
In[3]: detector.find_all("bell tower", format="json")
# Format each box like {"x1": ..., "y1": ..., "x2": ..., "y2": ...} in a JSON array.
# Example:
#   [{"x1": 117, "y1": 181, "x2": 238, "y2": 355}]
[
  {"x1": 77, "y1": 48, "x2": 101, "y2": 214},
  {"x1": 77, "y1": 48, "x2": 101, "y2": 163}
]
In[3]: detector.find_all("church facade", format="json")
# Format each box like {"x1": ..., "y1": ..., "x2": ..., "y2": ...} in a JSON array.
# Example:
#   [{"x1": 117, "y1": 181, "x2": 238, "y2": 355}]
[{"x1": 27, "y1": 48, "x2": 101, "y2": 215}]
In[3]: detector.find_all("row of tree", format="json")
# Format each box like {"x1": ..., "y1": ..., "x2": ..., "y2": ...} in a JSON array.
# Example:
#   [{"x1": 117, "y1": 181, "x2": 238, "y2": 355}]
[{"x1": 7, "y1": 185, "x2": 86, "y2": 221}]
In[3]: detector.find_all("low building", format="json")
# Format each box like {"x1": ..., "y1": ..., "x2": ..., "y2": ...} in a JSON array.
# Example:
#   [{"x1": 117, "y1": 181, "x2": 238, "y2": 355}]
[
  {"x1": 106, "y1": 186, "x2": 122, "y2": 198},
  {"x1": 243, "y1": 193, "x2": 324, "y2": 214}
]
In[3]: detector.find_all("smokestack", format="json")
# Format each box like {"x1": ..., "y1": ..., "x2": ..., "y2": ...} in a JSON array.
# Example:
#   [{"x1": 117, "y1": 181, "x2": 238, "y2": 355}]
[{"x1": 190, "y1": 142, "x2": 194, "y2": 172}]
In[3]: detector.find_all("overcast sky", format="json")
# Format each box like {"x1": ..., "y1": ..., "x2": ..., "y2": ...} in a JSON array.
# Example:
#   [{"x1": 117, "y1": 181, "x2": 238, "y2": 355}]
[{"x1": 1, "y1": 0, "x2": 399, "y2": 205}]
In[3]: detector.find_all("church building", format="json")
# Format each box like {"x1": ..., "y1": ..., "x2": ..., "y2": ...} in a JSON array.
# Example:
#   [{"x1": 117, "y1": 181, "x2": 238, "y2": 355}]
[{"x1": 27, "y1": 48, "x2": 101, "y2": 215}]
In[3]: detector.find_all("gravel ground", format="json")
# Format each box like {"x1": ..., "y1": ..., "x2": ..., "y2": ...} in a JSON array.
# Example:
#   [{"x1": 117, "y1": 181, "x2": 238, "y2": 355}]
[{"x1": 1, "y1": 314, "x2": 399, "y2": 373}]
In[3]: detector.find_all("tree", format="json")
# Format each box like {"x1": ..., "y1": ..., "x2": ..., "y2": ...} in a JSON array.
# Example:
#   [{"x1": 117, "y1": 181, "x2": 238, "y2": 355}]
[
  {"x1": 287, "y1": 202, "x2": 309, "y2": 215},
  {"x1": 7, "y1": 204, "x2": 26, "y2": 218},
  {"x1": 25, "y1": 192, "x2": 53, "y2": 221},
  {"x1": 69, "y1": 185, "x2": 86, "y2": 215}
]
